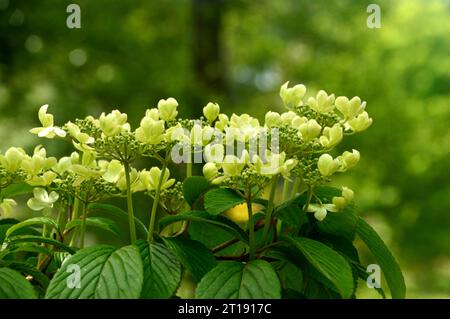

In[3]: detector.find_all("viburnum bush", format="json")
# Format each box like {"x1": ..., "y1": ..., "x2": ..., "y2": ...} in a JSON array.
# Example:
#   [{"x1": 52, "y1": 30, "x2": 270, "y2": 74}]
[{"x1": 0, "y1": 82, "x2": 405, "y2": 299}]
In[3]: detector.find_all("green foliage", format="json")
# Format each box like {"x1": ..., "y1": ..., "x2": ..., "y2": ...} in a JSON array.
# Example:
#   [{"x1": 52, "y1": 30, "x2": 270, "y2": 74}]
[
  {"x1": 204, "y1": 188, "x2": 245, "y2": 215},
  {"x1": 195, "y1": 260, "x2": 281, "y2": 299},
  {"x1": 0, "y1": 267, "x2": 37, "y2": 299}
]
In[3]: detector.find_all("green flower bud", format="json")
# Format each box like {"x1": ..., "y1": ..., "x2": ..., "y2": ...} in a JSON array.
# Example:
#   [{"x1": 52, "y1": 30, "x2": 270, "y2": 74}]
[
  {"x1": 203, "y1": 102, "x2": 220, "y2": 123},
  {"x1": 298, "y1": 119, "x2": 321, "y2": 142},
  {"x1": 340, "y1": 149, "x2": 360, "y2": 170},
  {"x1": 342, "y1": 186, "x2": 354, "y2": 202},
  {"x1": 99, "y1": 110, "x2": 128, "y2": 136},
  {"x1": 0, "y1": 147, "x2": 26, "y2": 172},
  {"x1": 320, "y1": 124, "x2": 343, "y2": 148},
  {"x1": 140, "y1": 167, "x2": 175, "y2": 191},
  {"x1": 346, "y1": 111, "x2": 373, "y2": 132},
  {"x1": 335, "y1": 96, "x2": 366, "y2": 119},
  {"x1": 308, "y1": 90, "x2": 335, "y2": 113},
  {"x1": 158, "y1": 97, "x2": 178, "y2": 121},
  {"x1": 215, "y1": 114, "x2": 229, "y2": 131},
  {"x1": 145, "y1": 108, "x2": 160, "y2": 120},
  {"x1": 0, "y1": 198, "x2": 17, "y2": 217},
  {"x1": 135, "y1": 117, "x2": 165, "y2": 144}
]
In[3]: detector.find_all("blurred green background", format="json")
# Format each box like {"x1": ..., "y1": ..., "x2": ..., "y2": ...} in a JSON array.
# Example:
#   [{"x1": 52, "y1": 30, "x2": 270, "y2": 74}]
[{"x1": 0, "y1": 0, "x2": 449, "y2": 298}]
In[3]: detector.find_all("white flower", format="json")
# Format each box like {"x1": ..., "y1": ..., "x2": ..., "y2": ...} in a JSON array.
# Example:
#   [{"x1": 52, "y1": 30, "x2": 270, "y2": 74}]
[
  {"x1": 135, "y1": 117, "x2": 165, "y2": 144},
  {"x1": 308, "y1": 90, "x2": 335, "y2": 113},
  {"x1": 306, "y1": 203, "x2": 339, "y2": 221},
  {"x1": 203, "y1": 102, "x2": 220, "y2": 123},
  {"x1": 251, "y1": 151, "x2": 297, "y2": 177},
  {"x1": 27, "y1": 188, "x2": 59, "y2": 211},
  {"x1": 280, "y1": 82, "x2": 306, "y2": 108},
  {"x1": 158, "y1": 98, "x2": 178, "y2": 121},
  {"x1": 29, "y1": 105, "x2": 67, "y2": 139},
  {"x1": 298, "y1": 119, "x2": 321, "y2": 142},
  {"x1": 0, "y1": 199, "x2": 17, "y2": 217},
  {"x1": 99, "y1": 110, "x2": 129, "y2": 137},
  {"x1": 140, "y1": 167, "x2": 175, "y2": 191},
  {"x1": 0, "y1": 147, "x2": 27, "y2": 172},
  {"x1": 346, "y1": 111, "x2": 373, "y2": 132},
  {"x1": 335, "y1": 96, "x2": 366, "y2": 119},
  {"x1": 319, "y1": 124, "x2": 343, "y2": 148},
  {"x1": 317, "y1": 154, "x2": 340, "y2": 177}
]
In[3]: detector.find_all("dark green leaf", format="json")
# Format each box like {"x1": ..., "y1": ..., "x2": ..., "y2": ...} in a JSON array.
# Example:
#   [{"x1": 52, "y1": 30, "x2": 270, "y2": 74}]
[
  {"x1": 1, "y1": 261, "x2": 50, "y2": 289},
  {"x1": 6, "y1": 235, "x2": 76, "y2": 254},
  {"x1": 275, "y1": 202, "x2": 308, "y2": 229},
  {"x1": 282, "y1": 236, "x2": 354, "y2": 298},
  {"x1": 46, "y1": 245, "x2": 143, "y2": 299},
  {"x1": 182, "y1": 176, "x2": 213, "y2": 206},
  {"x1": 195, "y1": 260, "x2": 281, "y2": 299},
  {"x1": 159, "y1": 210, "x2": 248, "y2": 243},
  {"x1": 204, "y1": 188, "x2": 245, "y2": 215},
  {"x1": 134, "y1": 240, "x2": 181, "y2": 299},
  {"x1": 6, "y1": 217, "x2": 60, "y2": 238},
  {"x1": 89, "y1": 203, "x2": 148, "y2": 238},
  {"x1": 0, "y1": 267, "x2": 37, "y2": 299},
  {"x1": 0, "y1": 183, "x2": 34, "y2": 198},
  {"x1": 356, "y1": 217, "x2": 406, "y2": 298},
  {"x1": 65, "y1": 217, "x2": 121, "y2": 238},
  {"x1": 162, "y1": 236, "x2": 217, "y2": 282}
]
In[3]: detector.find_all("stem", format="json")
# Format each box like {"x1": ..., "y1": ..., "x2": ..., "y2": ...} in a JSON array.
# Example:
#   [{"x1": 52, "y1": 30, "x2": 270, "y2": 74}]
[
  {"x1": 79, "y1": 200, "x2": 88, "y2": 249},
  {"x1": 290, "y1": 177, "x2": 301, "y2": 199},
  {"x1": 124, "y1": 161, "x2": 137, "y2": 243},
  {"x1": 281, "y1": 178, "x2": 290, "y2": 203},
  {"x1": 246, "y1": 188, "x2": 255, "y2": 261},
  {"x1": 186, "y1": 150, "x2": 192, "y2": 178},
  {"x1": 69, "y1": 198, "x2": 80, "y2": 247},
  {"x1": 262, "y1": 175, "x2": 278, "y2": 244},
  {"x1": 148, "y1": 160, "x2": 168, "y2": 243}
]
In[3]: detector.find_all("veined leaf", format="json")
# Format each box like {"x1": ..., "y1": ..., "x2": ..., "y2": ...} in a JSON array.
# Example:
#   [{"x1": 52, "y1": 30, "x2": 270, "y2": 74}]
[
  {"x1": 282, "y1": 236, "x2": 354, "y2": 299},
  {"x1": 6, "y1": 217, "x2": 60, "y2": 238},
  {"x1": 65, "y1": 217, "x2": 121, "y2": 238},
  {"x1": 88, "y1": 203, "x2": 148, "y2": 238},
  {"x1": 195, "y1": 260, "x2": 281, "y2": 299},
  {"x1": 6, "y1": 235, "x2": 76, "y2": 255},
  {"x1": 356, "y1": 217, "x2": 406, "y2": 298},
  {"x1": 162, "y1": 236, "x2": 217, "y2": 282},
  {"x1": 159, "y1": 210, "x2": 248, "y2": 243},
  {"x1": 204, "y1": 188, "x2": 245, "y2": 215},
  {"x1": 0, "y1": 267, "x2": 37, "y2": 299},
  {"x1": 182, "y1": 176, "x2": 213, "y2": 206},
  {"x1": 45, "y1": 245, "x2": 143, "y2": 299},
  {"x1": 134, "y1": 240, "x2": 181, "y2": 299}
]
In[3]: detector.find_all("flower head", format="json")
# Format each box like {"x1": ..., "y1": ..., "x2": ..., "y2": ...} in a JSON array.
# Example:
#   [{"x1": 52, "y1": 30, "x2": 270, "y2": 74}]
[
  {"x1": 29, "y1": 105, "x2": 66, "y2": 139},
  {"x1": 158, "y1": 98, "x2": 178, "y2": 121},
  {"x1": 27, "y1": 188, "x2": 59, "y2": 211}
]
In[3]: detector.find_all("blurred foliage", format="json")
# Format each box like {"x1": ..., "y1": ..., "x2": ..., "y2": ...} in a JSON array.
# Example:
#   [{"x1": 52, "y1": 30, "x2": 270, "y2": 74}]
[{"x1": 0, "y1": 0, "x2": 449, "y2": 297}]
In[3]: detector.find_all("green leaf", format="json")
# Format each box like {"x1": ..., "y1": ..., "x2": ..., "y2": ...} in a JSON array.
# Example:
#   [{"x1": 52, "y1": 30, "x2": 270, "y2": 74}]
[
  {"x1": 204, "y1": 188, "x2": 245, "y2": 215},
  {"x1": 275, "y1": 202, "x2": 308, "y2": 229},
  {"x1": 6, "y1": 217, "x2": 60, "y2": 238},
  {"x1": 159, "y1": 210, "x2": 248, "y2": 243},
  {"x1": 134, "y1": 240, "x2": 181, "y2": 299},
  {"x1": 182, "y1": 176, "x2": 213, "y2": 206},
  {"x1": 195, "y1": 260, "x2": 281, "y2": 299},
  {"x1": 65, "y1": 217, "x2": 121, "y2": 238},
  {"x1": 317, "y1": 205, "x2": 357, "y2": 242},
  {"x1": 0, "y1": 267, "x2": 37, "y2": 299},
  {"x1": 0, "y1": 183, "x2": 34, "y2": 198},
  {"x1": 46, "y1": 245, "x2": 143, "y2": 299},
  {"x1": 272, "y1": 260, "x2": 303, "y2": 292},
  {"x1": 356, "y1": 217, "x2": 406, "y2": 298},
  {"x1": 6, "y1": 235, "x2": 76, "y2": 254},
  {"x1": 282, "y1": 236, "x2": 354, "y2": 299},
  {"x1": 89, "y1": 203, "x2": 148, "y2": 238},
  {"x1": 0, "y1": 261, "x2": 50, "y2": 289},
  {"x1": 162, "y1": 236, "x2": 217, "y2": 282}
]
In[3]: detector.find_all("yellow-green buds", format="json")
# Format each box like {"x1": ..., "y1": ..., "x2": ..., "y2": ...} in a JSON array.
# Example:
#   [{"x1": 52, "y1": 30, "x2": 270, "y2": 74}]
[
  {"x1": 204, "y1": 144, "x2": 225, "y2": 163},
  {"x1": 0, "y1": 147, "x2": 26, "y2": 172},
  {"x1": 335, "y1": 96, "x2": 366, "y2": 119},
  {"x1": 158, "y1": 97, "x2": 178, "y2": 121},
  {"x1": 221, "y1": 153, "x2": 248, "y2": 177},
  {"x1": 332, "y1": 186, "x2": 354, "y2": 210},
  {"x1": 145, "y1": 108, "x2": 160, "y2": 120},
  {"x1": 135, "y1": 117, "x2": 165, "y2": 144},
  {"x1": 339, "y1": 149, "x2": 360, "y2": 170},
  {"x1": 346, "y1": 111, "x2": 373, "y2": 132},
  {"x1": 203, "y1": 102, "x2": 220, "y2": 123},
  {"x1": 0, "y1": 198, "x2": 17, "y2": 217},
  {"x1": 27, "y1": 188, "x2": 59, "y2": 211},
  {"x1": 264, "y1": 111, "x2": 282, "y2": 128},
  {"x1": 140, "y1": 167, "x2": 175, "y2": 191},
  {"x1": 318, "y1": 153, "x2": 340, "y2": 176},
  {"x1": 298, "y1": 119, "x2": 321, "y2": 142},
  {"x1": 280, "y1": 81, "x2": 306, "y2": 108},
  {"x1": 30, "y1": 105, "x2": 66, "y2": 139},
  {"x1": 202, "y1": 162, "x2": 219, "y2": 181},
  {"x1": 99, "y1": 110, "x2": 129, "y2": 136},
  {"x1": 320, "y1": 124, "x2": 343, "y2": 148},
  {"x1": 215, "y1": 114, "x2": 229, "y2": 131},
  {"x1": 308, "y1": 90, "x2": 335, "y2": 113},
  {"x1": 66, "y1": 121, "x2": 95, "y2": 144}
]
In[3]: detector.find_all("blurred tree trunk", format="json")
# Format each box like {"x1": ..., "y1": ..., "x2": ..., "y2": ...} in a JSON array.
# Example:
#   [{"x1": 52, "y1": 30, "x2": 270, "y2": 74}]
[{"x1": 191, "y1": 0, "x2": 227, "y2": 106}]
